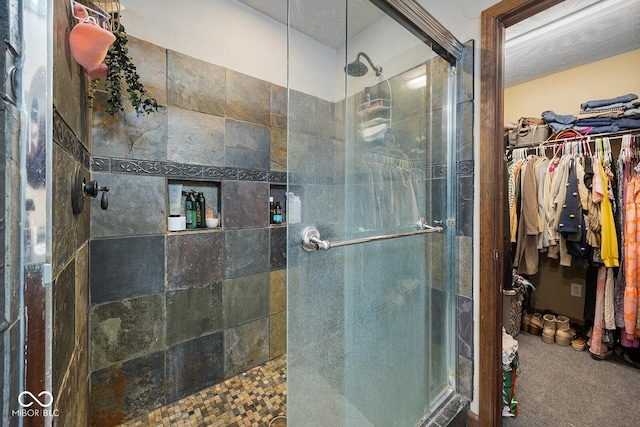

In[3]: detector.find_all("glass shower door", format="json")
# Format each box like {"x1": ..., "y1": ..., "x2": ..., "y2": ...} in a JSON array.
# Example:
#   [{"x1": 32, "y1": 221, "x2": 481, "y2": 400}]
[{"x1": 287, "y1": 1, "x2": 458, "y2": 425}]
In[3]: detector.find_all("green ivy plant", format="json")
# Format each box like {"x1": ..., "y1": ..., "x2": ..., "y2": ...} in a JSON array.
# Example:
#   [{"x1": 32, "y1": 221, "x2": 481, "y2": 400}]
[{"x1": 103, "y1": 23, "x2": 158, "y2": 116}]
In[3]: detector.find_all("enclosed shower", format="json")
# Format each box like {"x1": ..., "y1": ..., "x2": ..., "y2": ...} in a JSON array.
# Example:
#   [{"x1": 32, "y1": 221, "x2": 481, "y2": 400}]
[{"x1": 9, "y1": 0, "x2": 473, "y2": 426}]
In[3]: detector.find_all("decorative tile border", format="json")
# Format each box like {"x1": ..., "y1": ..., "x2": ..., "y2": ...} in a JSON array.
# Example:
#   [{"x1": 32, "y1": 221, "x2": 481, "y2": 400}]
[
  {"x1": 92, "y1": 156, "x2": 285, "y2": 183},
  {"x1": 91, "y1": 158, "x2": 472, "y2": 182},
  {"x1": 53, "y1": 108, "x2": 90, "y2": 168}
]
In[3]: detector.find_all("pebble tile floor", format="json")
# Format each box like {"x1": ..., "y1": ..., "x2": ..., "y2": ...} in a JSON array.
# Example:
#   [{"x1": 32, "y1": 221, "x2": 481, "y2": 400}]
[{"x1": 119, "y1": 355, "x2": 287, "y2": 427}]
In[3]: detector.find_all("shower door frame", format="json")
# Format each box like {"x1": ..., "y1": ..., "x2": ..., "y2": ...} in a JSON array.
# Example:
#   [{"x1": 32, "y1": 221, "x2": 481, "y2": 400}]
[{"x1": 478, "y1": 0, "x2": 565, "y2": 426}]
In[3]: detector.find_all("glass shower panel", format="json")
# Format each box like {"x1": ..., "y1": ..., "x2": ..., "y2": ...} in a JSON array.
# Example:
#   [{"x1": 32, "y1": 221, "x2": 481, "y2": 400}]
[{"x1": 287, "y1": 1, "x2": 456, "y2": 425}]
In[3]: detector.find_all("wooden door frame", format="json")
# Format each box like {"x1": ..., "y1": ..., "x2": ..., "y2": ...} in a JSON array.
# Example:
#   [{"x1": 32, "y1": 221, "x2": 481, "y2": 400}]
[{"x1": 478, "y1": 0, "x2": 564, "y2": 425}]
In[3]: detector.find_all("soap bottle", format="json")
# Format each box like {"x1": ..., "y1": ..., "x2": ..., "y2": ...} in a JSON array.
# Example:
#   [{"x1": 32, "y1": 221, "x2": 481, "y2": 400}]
[
  {"x1": 269, "y1": 197, "x2": 275, "y2": 224},
  {"x1": 274, "y1": 201, "x2": 283, "y2": 224},
  {"x1": 197, "y1": 192, "x2": 206, "y2": 228},
  {"x1": 289, "y1": 193, "x2": 301, "y2": 224},
  {"x1": 185, "y1": 192, "x2": 196, "y2": 229}
]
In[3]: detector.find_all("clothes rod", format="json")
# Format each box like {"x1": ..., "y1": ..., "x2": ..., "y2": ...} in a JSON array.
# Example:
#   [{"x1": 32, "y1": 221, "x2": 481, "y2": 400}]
[{"x1": 508, "y1": 128, "x2": 640, "y2": 149}]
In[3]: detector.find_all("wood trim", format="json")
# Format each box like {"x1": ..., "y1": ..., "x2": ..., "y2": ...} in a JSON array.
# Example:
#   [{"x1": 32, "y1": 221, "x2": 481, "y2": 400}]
[
  {"x1": 467, "y1": 410, "x2": 480, "y2": 427},
  {"x1": 479, "y1": 1, "x2": 564, "y2": 426}
]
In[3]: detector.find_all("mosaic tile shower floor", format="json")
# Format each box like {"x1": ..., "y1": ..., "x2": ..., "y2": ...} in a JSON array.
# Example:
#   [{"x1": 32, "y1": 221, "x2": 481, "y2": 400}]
[{"x1": 119, "y1": 355, "x2": 287, "y2": 427}]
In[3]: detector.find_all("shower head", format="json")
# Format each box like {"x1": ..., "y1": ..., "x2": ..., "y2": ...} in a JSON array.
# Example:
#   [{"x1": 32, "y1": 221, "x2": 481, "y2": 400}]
[{"x1": 345, "y1": 52, "x2": 382, "y2": 77}]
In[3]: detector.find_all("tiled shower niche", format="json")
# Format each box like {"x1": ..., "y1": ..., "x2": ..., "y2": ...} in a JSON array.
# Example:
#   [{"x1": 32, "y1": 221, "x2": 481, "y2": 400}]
[{"x1": 167, "y1": 180, "x2": 221, "y2": 230}]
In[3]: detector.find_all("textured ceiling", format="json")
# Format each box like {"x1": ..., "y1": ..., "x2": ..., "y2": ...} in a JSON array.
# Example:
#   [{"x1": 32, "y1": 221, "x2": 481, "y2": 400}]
[
  {"x1": 236, "y1": 0, "x2": 384, "y2": 49},
  {"x1": 237, "y1": 0, "x2": 640, "y2": 86},
  {"x1": 505, "y1": 0, "x2": 640, "y2": 86}
]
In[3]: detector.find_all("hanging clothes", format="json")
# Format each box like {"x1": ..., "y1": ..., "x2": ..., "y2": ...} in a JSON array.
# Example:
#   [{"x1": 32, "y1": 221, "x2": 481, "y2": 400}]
[
  {"x1": 624, "y1": 171, "x2": 640, "y2": 340},
  {"x1": 598, "y1": 155, "x2": 620, "y2": 267}
]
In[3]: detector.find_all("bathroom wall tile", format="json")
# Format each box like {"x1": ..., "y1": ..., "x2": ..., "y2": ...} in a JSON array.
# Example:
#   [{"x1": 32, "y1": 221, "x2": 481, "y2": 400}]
[
  {"x1": 389, "y1": 64, "x2": 428, "y2": 123},
  {"x1": 456, "y1": 100, "x2": 474, "y2": 163},
  {"x1": 90, "y1": 293, "x2": 164, "y2": 371},
  {"x1": 456, "y1": 41, "x2": 474, "y2": 104},
  {"x1": 225, "y1": 119, "x2": 270, "y2": 170},
  {"x1": 270, "y1": 270, "x2": 286, "y2": 315},
  {"x1": 457, "y1": 355, "x2": 473, "y2": 400},
  {"x1": 387, "y1": 114, "x2": 431, "y2": 164},
  {"x1": 166, "y1": 232, "x2": 224, "y2": 290},
  {"x1": 90, "y1": 235, "x2": 165, "y2": 305},
  {"x1": 429, "y1": 56, "x2": 449, "y2": 109},
  {"x1": 52, "y1": 352, "x2": 89, "y2": 426},
  {"x1": 221, "y1": 181, "x2": 269, "y2": 229},
  {"x1": 456, "y1": 236, "x2": 473, "y2": 298},
  {"x1": 89, "y1": 350, "x2": 165, "y2": 427},
  {"x1": 53, "y1": 261, "x2": 76, "y2": 396},
  {"x1": 128, "y1": 37, "x2": 168, "y2": 106},
  {"x1": 456, "y1": 175, "x2": 474, "y2": 237},
  {"x1": 288, "y1": 131, "x2": 340, "y2": 179},
  {"x1": 167, "y1": 50, "x2": 225, "y2": 116},
  {"x1": 430, "y1": 287, "x2": 447, "y2": 346},
  {"x1": 426, "y1": 178, "x2": 447, "y2": 237},
  {"x1": 167, "y1": 107, "x2": 225, "y2": 166},
  {"x1": 225, "y1": 317, "x2": 269, "y2": 378},
  {"x1": 270, "y1": 226, "x2": 286, "y2": 270},
  {"x1": 271, "y1": 84, "x2": 287, "y2": 129},
  {"x1": 76, "y1": 243, "x2": 89, "y2": 351},
  {"x1": 52, "y1": 145, "x2": 81, "y2": 275},
  {"x1": 226, "y1": 70, "x2": 270, "y2": 126},
  {"x1": 166, "y1": 282, "x2": 223, "y2": 346},
  {"x1": 288, "y1": 90, "x2": 335, "y2": 139},
  {"x1": 270, "y1": 127, "x2": 287, "y2": 172},
  {"x1": 270, "y1": 311, "x2": 286, "y2": 359},
  {"x1": 429, "y1": 110, "x2": 447, "y2": 165},
  {"x1": 91, "y1": 91, "x2": 168, "y2": 161},
  {"x1": 90, "y1": 173, "x2": 166, "y2": 239},
  {"x1": 166, "y1": 332, "x2": 224, "y2": 402},
  {"x1": 224, "y1": 228, "x2": 270, "y2": 279},
  {"x1": 223, "y1": 272, "x2": 270, "y2": 328},
  {"x1": 53, "y1": 0, "x2": 89, "y2": 144},
  {"x1": 456, "y1": 295, "x2": 473, "y2": 361}
]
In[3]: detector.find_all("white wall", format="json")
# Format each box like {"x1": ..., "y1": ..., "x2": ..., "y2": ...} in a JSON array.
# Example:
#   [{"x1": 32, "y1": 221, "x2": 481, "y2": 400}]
[{"x1": 120, "y1": 0, "x2": 337, "y2": 100}]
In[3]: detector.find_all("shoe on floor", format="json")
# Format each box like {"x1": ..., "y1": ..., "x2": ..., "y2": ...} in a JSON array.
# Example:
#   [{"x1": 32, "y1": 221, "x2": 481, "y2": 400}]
[
  {"x1": 571, "y1": 336, "x2": 588, "y2": 351},
  {"x1": 529, "y1": 313, "x2": 543, "y2": 335},
  {"x1": 591, "y1": 348, "x2": 614, "y2": 360},
  {"x1": 542, "y1": 314, "x2": 557, "y2": 344},
  {"x1": 555, "y1": 315, "x2": 573, "y2": 346}
]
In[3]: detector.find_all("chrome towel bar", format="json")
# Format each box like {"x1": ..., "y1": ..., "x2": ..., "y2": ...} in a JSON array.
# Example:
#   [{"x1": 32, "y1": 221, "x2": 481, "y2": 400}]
[{"x1": 300, "y1": 218, "x2": 443, "y2": 251}]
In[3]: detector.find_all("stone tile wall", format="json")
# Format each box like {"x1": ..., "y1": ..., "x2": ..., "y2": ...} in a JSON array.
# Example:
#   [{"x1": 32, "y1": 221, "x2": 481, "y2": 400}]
[
  {"x1": 88, "y1": 36, "x2": 289, "y2": 426},
  {"x1": 87, "y1": 34, "x2": 475, "y2": 425},
  {"x1": 49, "y1": 0, "x2": 93, "y2": 425}
]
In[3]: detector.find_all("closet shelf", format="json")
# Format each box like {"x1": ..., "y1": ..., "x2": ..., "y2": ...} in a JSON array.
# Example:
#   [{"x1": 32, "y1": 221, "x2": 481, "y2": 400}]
[{"x1": 507, "y1": 127, "x2": 640, "y2": 149}]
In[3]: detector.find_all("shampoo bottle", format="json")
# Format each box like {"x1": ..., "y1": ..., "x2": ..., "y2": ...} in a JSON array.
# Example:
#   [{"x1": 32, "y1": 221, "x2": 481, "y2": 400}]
[
  {"x1": 185, "y1": 192, "x2": 196, "y2": 229},
  {"x1": 197, "y1": 192, "x2": 206, "y2": 228}
]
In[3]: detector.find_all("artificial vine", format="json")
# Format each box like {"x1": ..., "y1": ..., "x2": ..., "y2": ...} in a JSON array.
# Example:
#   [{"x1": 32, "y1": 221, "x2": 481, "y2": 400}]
[{"x1": 103, "y1": 23, "x2": 158, "y2": 116}]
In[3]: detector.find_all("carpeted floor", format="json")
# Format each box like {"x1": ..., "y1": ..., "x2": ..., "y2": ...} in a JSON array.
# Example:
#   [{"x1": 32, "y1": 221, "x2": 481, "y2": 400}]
[{"x1": 502, "y1": 331, "x2": 640, "y2": 427}]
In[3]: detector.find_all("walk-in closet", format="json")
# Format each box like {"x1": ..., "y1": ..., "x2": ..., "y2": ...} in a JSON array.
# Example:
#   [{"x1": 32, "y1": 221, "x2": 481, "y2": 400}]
[{"x1": 498, "y1": 1, "x2": 640, "y2": 425}]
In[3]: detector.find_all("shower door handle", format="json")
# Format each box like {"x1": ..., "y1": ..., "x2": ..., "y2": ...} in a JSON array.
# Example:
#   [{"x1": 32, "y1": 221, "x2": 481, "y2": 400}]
[{"x1": 300, "y1": 218, "x2": 443, "y2": 252}]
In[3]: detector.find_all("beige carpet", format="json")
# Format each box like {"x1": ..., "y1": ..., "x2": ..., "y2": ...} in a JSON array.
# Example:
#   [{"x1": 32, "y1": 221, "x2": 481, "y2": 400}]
[{"x1": 502, "y1": 331, "x2": 640, "y2": 427}]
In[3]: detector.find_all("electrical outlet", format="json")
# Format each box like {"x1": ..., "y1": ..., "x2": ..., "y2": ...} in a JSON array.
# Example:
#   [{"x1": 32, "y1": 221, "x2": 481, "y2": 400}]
[{"x1": 571, "y1": 283, "x2": 582, "y2": 298}]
